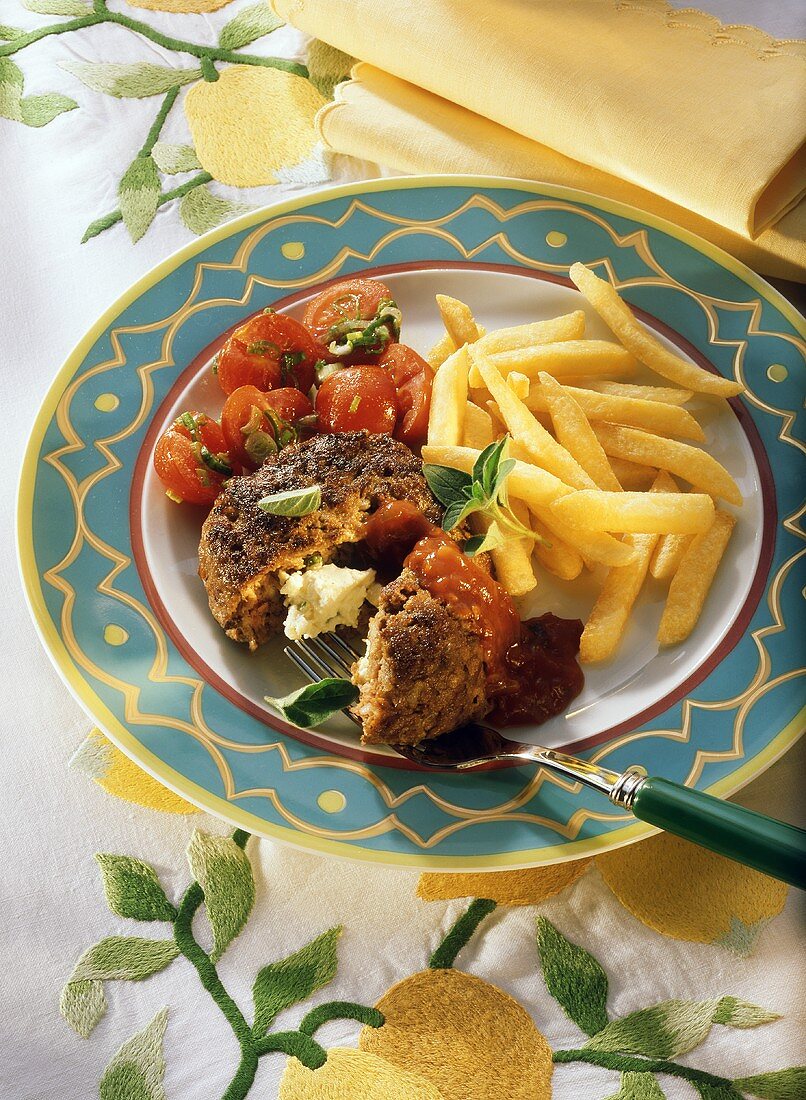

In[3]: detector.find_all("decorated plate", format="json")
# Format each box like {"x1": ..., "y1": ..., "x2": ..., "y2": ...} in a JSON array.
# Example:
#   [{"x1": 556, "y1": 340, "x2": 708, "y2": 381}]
[{"x1": 17, "y1": 177, "x2": 805, "y2": 868}]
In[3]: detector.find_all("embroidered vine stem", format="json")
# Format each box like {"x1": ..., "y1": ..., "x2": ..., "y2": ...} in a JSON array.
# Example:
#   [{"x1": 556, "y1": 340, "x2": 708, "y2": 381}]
[
  {"x1": 552, "y1": 1048, "x2": 735, "y2": 1088},
  {"x1": 139, "y1": 85, "x2": 180, "y2": 159},
  {"x1": 82, "y1": 172, "x2": 213, "y2": 242},
  {"x1": 429, "y1": 898, "x2": 497, "y2": 969},
  {"x1": 0, "y1": 6, "x2": 308, "y2": 75}
]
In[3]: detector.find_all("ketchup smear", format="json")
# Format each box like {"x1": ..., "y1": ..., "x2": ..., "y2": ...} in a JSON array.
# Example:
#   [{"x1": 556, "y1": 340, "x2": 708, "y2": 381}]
[{"x1": 361, "y1": 500, "x2": 584, "y2": 727}]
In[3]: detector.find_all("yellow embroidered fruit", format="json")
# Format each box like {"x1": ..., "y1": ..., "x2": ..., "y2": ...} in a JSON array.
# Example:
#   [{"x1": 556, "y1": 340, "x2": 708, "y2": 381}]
[
  {"x1": 418, "y1": 859, "x2": 592, "y2": 905},
  {"x1": 597, "y1": 832, "x2": 788, "y2": 953},
  {"x1": 184, "y1": 66, "x2": 326, "y2": 188},
  {"x1": 359, "y1": 968, "x2": 553, "y2": 1100},
  {"x1": 126, "y1": 0, "x2": 232, "y2": 12},
  {"x1": 278, "y1": 1047, "x2": 446, "y2": 1099}
]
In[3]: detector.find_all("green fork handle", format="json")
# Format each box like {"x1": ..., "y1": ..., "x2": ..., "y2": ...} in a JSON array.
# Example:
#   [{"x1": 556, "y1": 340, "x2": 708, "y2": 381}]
[{"x1": 631, "y1": 777, "x2": 806, "y2": 888}]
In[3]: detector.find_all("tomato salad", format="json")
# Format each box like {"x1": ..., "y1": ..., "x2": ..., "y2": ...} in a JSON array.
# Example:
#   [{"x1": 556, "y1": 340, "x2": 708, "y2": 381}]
[{"x1": 153, "y1": 278, "x2": 434, "y2": 505}]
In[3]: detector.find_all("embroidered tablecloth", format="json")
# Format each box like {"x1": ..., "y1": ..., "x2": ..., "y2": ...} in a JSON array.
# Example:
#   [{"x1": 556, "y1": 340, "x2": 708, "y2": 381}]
[{"x1": 3, "y1": 1, "x2": 805, "y2": 1097}]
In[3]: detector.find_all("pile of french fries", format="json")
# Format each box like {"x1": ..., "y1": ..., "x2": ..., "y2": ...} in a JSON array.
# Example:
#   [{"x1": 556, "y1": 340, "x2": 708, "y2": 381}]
[{"x1": 423, "y1": 263, "x2": 744, "y2": 664}]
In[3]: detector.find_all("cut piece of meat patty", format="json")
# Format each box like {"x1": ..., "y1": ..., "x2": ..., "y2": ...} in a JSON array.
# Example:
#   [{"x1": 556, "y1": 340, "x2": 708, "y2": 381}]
[
  {"x1": 351, "y1": 568, "x2": 490, "y2": 746},
  {"x1": 199, "y1": 431, "x2": 440, "y2": 650}
]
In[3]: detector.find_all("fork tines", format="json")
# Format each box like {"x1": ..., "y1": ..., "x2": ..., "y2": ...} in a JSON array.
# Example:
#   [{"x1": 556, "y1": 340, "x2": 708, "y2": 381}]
[{"x1": 283, "y1": 632, "x2": 363, "y2": 725}]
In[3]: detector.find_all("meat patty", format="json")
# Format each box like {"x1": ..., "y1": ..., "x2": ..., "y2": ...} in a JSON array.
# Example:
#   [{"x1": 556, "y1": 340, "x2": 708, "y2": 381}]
[
  {"x1": 352, "y1": 569, "x2": 490, "y2": 746},
  {"x1": 199, "y1": 431, "x2": 440, "y2": 650}
]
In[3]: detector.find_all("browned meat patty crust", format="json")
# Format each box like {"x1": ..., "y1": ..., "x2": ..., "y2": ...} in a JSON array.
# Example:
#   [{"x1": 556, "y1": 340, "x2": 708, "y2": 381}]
[
  {"x1": 199, "y1": 431, "x2": 441, "y2": 651},
  {"x1": 351, "y1": 569, "x2": 490, "y2": 746}
]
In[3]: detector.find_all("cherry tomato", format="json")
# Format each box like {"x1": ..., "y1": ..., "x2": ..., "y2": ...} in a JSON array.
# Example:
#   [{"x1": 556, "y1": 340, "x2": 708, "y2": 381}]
[
  {"x1": 302, "y1": 278, "x2": 399, "y2": 361},
  {"x1": 215, "y1": 311, "x2": 320, "y2": 396},
  {"x1": 153, "y1": 412, "x2": 232, "y2": 506},
  {"x1": 315, "y1": 366, "x2": 398, "y2": 435},
  {"x1": 221, "y1": 386, "x2": 314, "y2": 469},
  {"x1": 377, "y1": 342, "x2": 434, "y2": 448}
]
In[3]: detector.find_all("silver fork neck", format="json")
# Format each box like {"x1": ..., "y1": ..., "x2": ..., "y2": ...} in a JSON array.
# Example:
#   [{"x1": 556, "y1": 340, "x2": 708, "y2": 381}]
[{"x1": 523, "y1": 747, "x2": 646, "y2": 809}]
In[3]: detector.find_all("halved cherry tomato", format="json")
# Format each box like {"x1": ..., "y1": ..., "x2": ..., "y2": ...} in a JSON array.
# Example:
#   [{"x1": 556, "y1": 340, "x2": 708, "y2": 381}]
[
  {"x1": 221, "y1": 385, "x2": 314, "y2": 469},
  {"x1": 153, "y1": 412, "x2": 232, "y2": 506},
  {"x1": 302, "y1": 278, "x2": 400, "y2": 362},
  {"x1": 315, "y1": 366, "x2": 398, "y2": 435},
  {"x1": 215, "y1": 312, "x2": 320, "y2": 396},
  {"x1": 377, "y1": 342, "x2": 434, "y2": 448}
]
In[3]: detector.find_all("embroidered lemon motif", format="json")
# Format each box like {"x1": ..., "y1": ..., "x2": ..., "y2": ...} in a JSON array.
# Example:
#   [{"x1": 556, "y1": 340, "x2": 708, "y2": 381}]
[
  {"x1": 597, "y1": 832, "x2": 788, "y2": 955},
  {"x1": 279, "y1": 1047, "x2": 445, "y2": 1099},
  {"x1": 418, "y1": 859, "x2": 592, "y2": 905},
  {"x1": 359, "y1": 969, "x2": 553, "y2": 1100},
  {"x1": 184, "y1": 66, "x2": 326, "y2": 187},
  {"x1": 126, "y1": 0, "x2": 233, "y2": 12}
]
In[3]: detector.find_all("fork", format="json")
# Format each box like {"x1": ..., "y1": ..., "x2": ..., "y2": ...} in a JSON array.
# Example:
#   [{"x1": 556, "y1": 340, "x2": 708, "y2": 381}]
[{"x1": 285, "y1": 634, "x2": 806, "y2": 888}]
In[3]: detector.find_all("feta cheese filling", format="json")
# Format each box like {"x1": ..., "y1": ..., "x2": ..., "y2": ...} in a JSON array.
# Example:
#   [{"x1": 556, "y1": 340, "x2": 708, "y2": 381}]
[{"x1": 280, "y1": 563, "x2": 381, "y2": 641}]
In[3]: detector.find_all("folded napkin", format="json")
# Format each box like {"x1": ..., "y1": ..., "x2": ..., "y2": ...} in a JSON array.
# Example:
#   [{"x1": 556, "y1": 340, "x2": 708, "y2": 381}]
[{"x1": 274, "y1": 0, "x2": 806, "y2": 280}]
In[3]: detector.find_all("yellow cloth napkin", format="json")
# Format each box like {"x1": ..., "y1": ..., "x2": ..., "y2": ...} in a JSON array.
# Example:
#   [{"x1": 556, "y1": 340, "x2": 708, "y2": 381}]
[{"x1": 274, "y1": 0, "x2": 806, "y2": 280}]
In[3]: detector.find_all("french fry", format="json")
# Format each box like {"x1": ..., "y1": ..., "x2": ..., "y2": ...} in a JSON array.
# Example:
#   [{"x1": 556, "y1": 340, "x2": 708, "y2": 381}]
[
  {"x1": 507, "y1": 371, "x2": 530, "y2": 400},
  {"x1": 658, "y1": 511, "x2": 736, "y2": 645},
  {"x1": 569, "y1": 263, "x2": 743, "y2": 398},
  {"x1": 436, "y1": 295, "x2": 484, "y2": 348},
  {"x1": 609, "y1": 458, "x2": 658, "y2": 491},
  {"x1": 525, "y1": 383, "x2": 705, "y2": 442},
  {"x1": 472, "y1": 499, "x2": 537, "y2": 597},
  {"x1": 427, "y1": 331, "x2": 455, "y2": 370},
  {"x1": 471, "y1": 346, "x2": 598, "y2": 490},
  {"x1": 490, "y1": 340, "x2": 638, "y2": 382},
  {"x1": 528, "y1": 503, "x2": 638, "y2": 567},
  {"x1": 421, "y1": 445, "x2": 574, "y2": 508},
  {"x1": 593, "y1": 423, "x2": 743, "y2": 507},
  {"x1": 462, "y1": 402, "x2": 494, "y2": 449},
  {"x1": 427, "y1": 345, "x2": 469, "y2": 446},
  {"x1": 650, "y1": 531, "x2": 693, "y2": 580},
  {"x1": 468, "y1": 311, "x2": 586, "y2": 384},
  {"x1": 579, "y1": 471, "x2": 675, "y2": 662},
  {"x1": 585, "y1": 380, "x2": 693, "y2": 405},
  {"x1": 538, "y1": 372, "x2": 622, "y2": 491},
  {"x1": 528, "y1": 511, "x2": 584, "y2": 580},
  {"x1": 551, "y1": 490, "x2": 715, "y2": 534}
]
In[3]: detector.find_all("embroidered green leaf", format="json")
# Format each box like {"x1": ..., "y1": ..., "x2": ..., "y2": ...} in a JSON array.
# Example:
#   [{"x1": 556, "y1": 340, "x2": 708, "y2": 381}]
[
  {"x1": 694, "y1": 1086, "x2": 745, "y2": 1100},
  {"x1": 0, "y1": 58, "x2": 24, "y2": 121},
  {"x1": 712, "y1": 996, "x2": 780, "y2": 1028},
  {"x1": 536, "y1": 916, "x2": 609, "y2": 1036},
  {"x1": 20, "y1": 93, "x2": 77, "y2": 127},
  {"x1": 218, "y1": 3, "x2": 282, "y2": 50},
  {"x1": 99, "y1": 1007, "x2": 168, "y2": 1100},
  {"x1": 23, "y1": 0, "x2": 90, "y2": 14},
  {"x1": 61, "y1": 61, "x2": 202, "y2": 99},
  {"x1": 252, "y1": 926, "x2": 342, "y2": 1036},
  {"x1": 59, "y1": 978, "x2": 107, "y2": 1038},
  {"x1": 71, "y1": 936, "x2": 178, "y2": 981},
  {"x1": 0, "y1": 23, "x2": 23, "y2": 40},
  {"x1": 152, "y1": 141, "x2": 201, "y2": 174},
  {"x1": 187, "y1": 829, "x2": 254, "y2": 961},
  {"x1": 95, "y1": 854, "x2": 177, "y2": 923},
  {"x1": 119, "y1": 155, "x2": 161, "y2": 243},
  {"x1": 307, "y1": 39, "x2": 354, "y2": 98},
  {"x1": 605, "y1": 1072, "x2": 667, "y2": 1100},
  {"x1": 733, "y1": 1067, "x2": 806, "y2": 1099},
  {"x1": 179, "y1": 184, "x2": 249, "y2": 235}
]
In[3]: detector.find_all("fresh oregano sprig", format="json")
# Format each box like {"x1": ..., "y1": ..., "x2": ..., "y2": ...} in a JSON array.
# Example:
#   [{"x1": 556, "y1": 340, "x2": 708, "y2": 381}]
[
  {"x1": 423, "y1": 435, "x2": 542, "y2": 555},
  {"x1": 266, "y1": 678, "x2": 359, "y2": 728}
]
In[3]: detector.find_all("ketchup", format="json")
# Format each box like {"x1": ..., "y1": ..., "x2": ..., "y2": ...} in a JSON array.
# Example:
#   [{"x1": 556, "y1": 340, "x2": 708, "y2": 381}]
[{"x1": 361, "y1": 501, "x2": 584, "y2": 727}]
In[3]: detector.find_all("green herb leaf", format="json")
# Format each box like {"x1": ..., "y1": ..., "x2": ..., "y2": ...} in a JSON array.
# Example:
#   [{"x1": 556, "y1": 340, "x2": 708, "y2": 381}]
[
  {"x1": 60, "y1": 978, "x2": 107, "y2": 1038},
  {"x1": 463, "y1": 520, "x2": 505, "y2": 557},
  {"x1": 252, "y1": 926, "x2": 341, "y2": 1035},
  {"x1": 258, "y1": 485, "x2": 321, "y2": 517},
  {"x1": 441, "y1": 495, "x2": 476, "y2": 532},
  {"x1": 307, "y1": 39, "x2": 355, "y2": 98},
  {"x1": 61, "y1": 61, "x2": 201, "y2": 98},
  {"x1": 536, "y1": 917, "x2": 609, "y2": 1036},
  {"x1": 266, "y1": 678, "x2": 358, "y2": 728},
  {"x1": 473, "y1": 436, "x2": 506, "y2": 498},
  {"x1": 71, "y1": 936, "x2": 178, "y2": 981},
  {"x1": 95, "y1": 854, "x2": 177, "y2": 923},
  {"x1": 219, "y1": 2, "x2": 282, "y2": 50},
  {"x1": 422, "y1": 463, "x2": 473, "y2": 507},
  {"x1": 151, "y1": 142, "x2": 201, "y2": 174},
  {"x1": 733, "y1": 1067, "x2": 806, "y2": 1099},
  {"x1": 179, "y1": 184, "x2": 249, "y2": 236},
  {"x1": 99, "y1": 1007, "x2": 168, "y2": 1100},
  {"x1": 186, "y1": 830, "x2": 254, "y2": 961},
  {"x1": 118, "y1": 154, "x2": 161, "y2": 243},
  {"x1": 23, "y1": 0, "x2": 89, "y2": 14}
]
